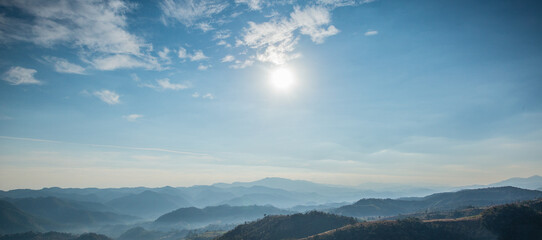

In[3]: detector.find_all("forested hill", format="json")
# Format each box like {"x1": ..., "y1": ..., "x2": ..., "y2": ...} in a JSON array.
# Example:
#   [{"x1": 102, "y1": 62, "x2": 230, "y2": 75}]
[
  {"x1": 304, "y1": 200, "x2": 542, "y2": 240},
  {"x1": 332, "y1": 186, "x2": 542, "y2": 217},
  {"x1": 155, "y1": 205, "x2": 290, "y2": 225},
  {"x1": 216, "y1": 211, "x2": 357, "y2": 240},
  {"x1": 215, "y1": 199, "x2": 542, "y2": 240}
]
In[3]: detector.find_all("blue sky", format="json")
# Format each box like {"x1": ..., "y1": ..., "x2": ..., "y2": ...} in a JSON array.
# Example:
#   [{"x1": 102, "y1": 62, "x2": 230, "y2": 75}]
[{"x1": 1, "y1": 0, "x2": 541, "y2": 189}]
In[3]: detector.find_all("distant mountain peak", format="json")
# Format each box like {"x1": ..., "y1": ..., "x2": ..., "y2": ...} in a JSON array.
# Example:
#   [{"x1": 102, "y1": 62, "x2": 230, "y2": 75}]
[{"x1": 488, "y1": 175, "x2": 542, "y2": 190}]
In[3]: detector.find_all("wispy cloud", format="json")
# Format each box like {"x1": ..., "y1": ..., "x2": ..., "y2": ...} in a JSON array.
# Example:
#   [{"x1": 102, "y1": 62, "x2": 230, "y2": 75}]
[
  {"x1": 178, "y1": 47, "x2": 188, "y2": 59},
  {"x1": 92, "y1": 54, "x2": 159, "y2": 71},
  {"x1": 196, "y1": 22, "x2": 214, "y2": 32},
  {"x1": 2, "y1": 66, "x2": 42, "y2": 85},
  {"x1": 192, "y1": 92, "x2": 214, "y2": 99},
  {"x1": 123, "y1": 114, "x2": 143, "y2": 122},
  {"x1": 198, "y1": 64, "x2": 210, "y2": 70},
  {"x1": 158, "y1": 47, "x2": 172, "y2": 64},
  {"x1": 217, "y1": 40, "x2": 231, "y2": 47},
  {"x1": 221, "y1": 55, "x2": 235, "y2": 62},
  {"x1": 137, "y1": 77, "x2": 190, "y2": 91},
  {"x1": 240, "y1": 6, "x2": 339, "y2": 65},
  {"x1": 235, "y1": 0, "x2": 262, "y2": 10},
  {"x1": 190, "y1": 50, "x2": 208, "y2": 61},
  {"x1": 214, "y1": 30, "x2": 231, "y2": 40},
  {"x1": 177, "y1": 48, "x2": 208, "y2": 62},
  {"x1": 93, "y1": 90, "x2": 120, "y2": 105},
  {"x1": 0, "y1": 135, "x2": 209, "y2": 156},
  {"x1": 365, "y1": 30, "x2": 378, "y2": 36},
  {"x1": 160, "y1": 0, "x2": 228, "y2": 27},
  {"x1": 318, "y1": 0, "x2": 356, "y2": 7},
  {"x1": 43, "y1": 56, "x2": 85, "y2": 74},
  {"x1": 0, "y1": 0, "x2": 159, "y2": 71},
  {"x1": 230, "y1": 59, "x2": 254, "y2": 69},
  {"x1": 156, "y1": 78, "x2": 189, "y2": 90},
  {"x1": 203, "y1": 93, "x2": 214, "y2": 100}
]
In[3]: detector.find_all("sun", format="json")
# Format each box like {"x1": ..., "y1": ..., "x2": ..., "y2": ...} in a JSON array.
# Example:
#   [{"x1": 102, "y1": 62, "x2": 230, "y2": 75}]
[{"x1": 269, "y1": 67, "x2": 295, "y2": 92}]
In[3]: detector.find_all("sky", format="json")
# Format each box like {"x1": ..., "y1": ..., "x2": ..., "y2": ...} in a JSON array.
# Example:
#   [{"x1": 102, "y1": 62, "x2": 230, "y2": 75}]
[{"x1": 0, "y1": 0, "x2": 541, "y2": 190}]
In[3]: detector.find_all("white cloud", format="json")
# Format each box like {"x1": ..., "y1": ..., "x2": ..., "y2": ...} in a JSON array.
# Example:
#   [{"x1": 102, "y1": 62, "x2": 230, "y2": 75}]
[
  {"x1": 214, "y1": 30, "x2": 231, "y2": 40},
  {"x1": 138, "y1": 77, "x2": 190, "y2": 91},
  {"x1": 221, "y1": 55, "x2": 235, "y2": 62},
  {"x1": 160, "y1": 0, "x2": 228, "y2": 27},
  {"x1": 131, "y1": 73, "x2": 140, "y2": 82},
  {"x1": 240, "y1": 6, "x2": 339, "y2": 65},
  {"x1": 192, "y1": 92, "x2": 214, "y2": 99},
  {"x1": 198, "y1": 64, "x2": 210, "y2": 70},
  {"x1": 178, "y1": 47, "x2": 188, "y2": 58},
  {"x1": 123, "y1": 114, "x2": 143, "y2": 122},
  {"x1": 93, "y1": 90, "x2": 120, "y2": 105},
  {"x1": 158, "y1": 47, "x2": 171, "y2": 63},
  {"x1": 235, "y1": 0, "x2": 262, "y2": 10},
  {"x1": 203, "y1": 93, "x2": 214, "y2": 99},
  {"x1": 190, "y1": 50, "x2": 208, "y2": 61},
  {"x1": 217, "y1": 40, "x2": 231, "y2": 47},
  {"x1": 365, "y1": 30, "x2": 378, "y2": 36},
  {"x1": 317, "y1": 0, "x2": 356, "y2": 7},
  {"x1": 0, "y1": 0, "x2": 159, "y2": 70},
  {"x1": 178, "y1": 48, "x2": 208, "y2": 61},
  {"x1": 92, "y1": 54, "x2": 158, "y2": 71},
  {"x1": 156, "y1": 78, "x2": 189, "y2": 90},
  {"x1": 2, "y1": 66, "x2": 41, "y2": 85},
  {"x1": 230, "y1": 59, "x2": 254, "y2": 69},
  {"x1": 196, "y1": 22, "x2": 214, "y2": 32},
  {"x1": 318, "y1": 0, "x2": 374, "y2": 7},
  {"x1": 43, "y1": 56, "x2": 85, "y2": 74},
  {"x1": 290, "y1": 6, "x2": 340, "y2": 43}
]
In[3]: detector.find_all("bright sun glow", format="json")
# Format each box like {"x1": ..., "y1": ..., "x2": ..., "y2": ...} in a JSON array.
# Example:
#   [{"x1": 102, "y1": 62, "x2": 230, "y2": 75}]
[{"x1": 270, "y1": 67, "x2": 295, "y2": 92}]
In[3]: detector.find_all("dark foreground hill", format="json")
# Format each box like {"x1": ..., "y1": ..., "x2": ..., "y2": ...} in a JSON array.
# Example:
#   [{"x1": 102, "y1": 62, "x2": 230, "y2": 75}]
[
  {"x1": 216, "y1": 211, "x2": 357, "y2": 240},
  {"x1": 302, "y1": 218, "x2": 495, "y2": 240},
  {"x1": 332, "y1": 187, "x2": 542, "y2": 218},
  {"x1": 217, "y1": 199, "x2": 542, "y2": 240},
  {"x1": 306, "y1": 201, "x2": 542, "y2": 240}
]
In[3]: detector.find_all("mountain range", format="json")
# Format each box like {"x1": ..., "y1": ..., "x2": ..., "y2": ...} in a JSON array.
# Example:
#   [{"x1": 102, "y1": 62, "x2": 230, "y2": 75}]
[
  {"x1": 1, "y1": 175, "x2": 541, "y2": 237},
  {"x1": 332, "y1": 187, "x2": 542, "y2": 218}
]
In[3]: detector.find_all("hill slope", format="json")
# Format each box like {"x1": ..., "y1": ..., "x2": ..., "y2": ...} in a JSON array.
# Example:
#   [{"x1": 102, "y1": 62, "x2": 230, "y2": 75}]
[
  {"x1": 155, "y1": 205, "x2": 290, "y2": 226},
  {"x1": 305, "y1": 200, "x2": 542, "y2": 240},
  {"x1": 0, "y1": 200, "x2": 48, "y2": 234},
  {"x1": 8, "y1": 197, "x2": 135, "y2": 226},
  {"x1": 0, "y1": 232, "x2": 113, "y2": 240},
  {"x1": 216, "y1": 211, "x2": 357, "y2": 240},
  {"x1": 106, "y1": 190, "x2": 190, "y2": 219},
  {"x1": 332, "y1": 187, "x2": 542, "y2": 218}
]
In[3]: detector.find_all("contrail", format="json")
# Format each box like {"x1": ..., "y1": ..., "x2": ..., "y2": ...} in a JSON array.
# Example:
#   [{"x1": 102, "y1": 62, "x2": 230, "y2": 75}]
[{"x1": 0, "y1": 135, "x2": 208, "y2": 156}]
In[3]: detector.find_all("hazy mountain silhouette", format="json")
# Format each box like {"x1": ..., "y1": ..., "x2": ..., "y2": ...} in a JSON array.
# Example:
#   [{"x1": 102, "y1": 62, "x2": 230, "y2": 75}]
[
  {"x1": 0, "y1": 200, "x2": 49, "y2": 234},
  {"x1": 487, "y1": 175, "x2": 542, "y2": 190},
  {"x1": 155, "y1": 205, "x2": 290, "y2": 227},
  {"x1": 332, "y1": 187, "x2": 542, "y2": 218},
  {"x1": 6, "y1": 197, "x2": 135, "y2": 225},
  {"x1": 106, "y1": 190, "x2": 190, "y2": 219},
  {"x1": 117, "y1": 227, "x2": 167, "y2": 240},
  {"x1": 0, "y1": 232, "x2": 113, "y2": 240}
]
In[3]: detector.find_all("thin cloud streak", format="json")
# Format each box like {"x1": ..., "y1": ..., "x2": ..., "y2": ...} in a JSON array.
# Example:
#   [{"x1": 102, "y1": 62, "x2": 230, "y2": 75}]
[{"x1": 0, "y1": 136, "x2": 209, "y2": 157}]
